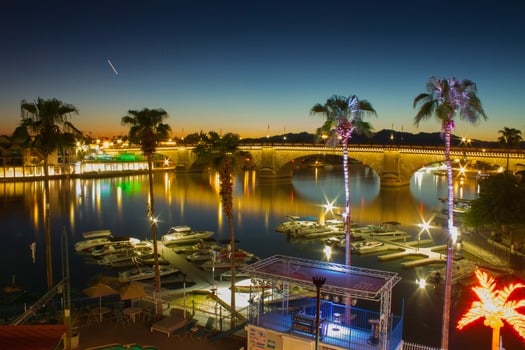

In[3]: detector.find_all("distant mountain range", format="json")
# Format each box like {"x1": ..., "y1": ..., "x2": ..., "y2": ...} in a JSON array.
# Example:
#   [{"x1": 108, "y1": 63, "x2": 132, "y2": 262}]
[{"x1": 241, "y1": 129, "x2": 512, "y2": 149}]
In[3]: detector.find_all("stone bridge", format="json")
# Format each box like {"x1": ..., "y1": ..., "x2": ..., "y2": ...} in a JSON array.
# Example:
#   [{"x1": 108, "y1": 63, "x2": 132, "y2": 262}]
[{"x1": 106, "y1": 145, "x2": 524, "y2": 187}]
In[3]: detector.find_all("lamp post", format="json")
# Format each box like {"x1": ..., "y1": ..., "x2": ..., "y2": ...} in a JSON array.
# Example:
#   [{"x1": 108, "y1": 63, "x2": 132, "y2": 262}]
[
  {"x1": 182, "y1": 273, "x2": 187, "y2": 318},
  {"x1": 312, "y1": 276, "x2": 326, "y2": 350},
  {"x1": 61, "y1": 228, "x2": 72, "y2": 350}
]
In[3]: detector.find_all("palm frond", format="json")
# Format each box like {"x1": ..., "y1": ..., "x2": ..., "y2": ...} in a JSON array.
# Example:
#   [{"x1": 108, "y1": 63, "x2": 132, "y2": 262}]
[
  {"x1": 121, "y1": 108, "x2": 171, "y2": 155},
  {"x1": 414, "y1": 77, "x2": 487, "y2": 129}
]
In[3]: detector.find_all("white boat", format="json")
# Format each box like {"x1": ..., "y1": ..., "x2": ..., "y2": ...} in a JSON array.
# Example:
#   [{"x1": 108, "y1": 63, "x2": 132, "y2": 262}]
[
  {"x1": 97, "y1": 251, "x2": 137, "y2": 266},
  {"x1": 91, "y1": 237, "x2": 140, "y2": 257},
  {"x1": 161, "y1": 226, "x2": 214, "y2": 245},
  {"x1": 352, "y1": 241, "x2": 384, "y2": 253},
  {"x1": 275, "y1": 216, "x2": 318, "y2": 233},
  {"x1": 118, "y1": 265, "x2": 179, "y2": 283},
  {"x1": 96, "y1": 239, "x2": 153, "y2": 266},
  {"x1": 323, "y1": 234, "x2": 365, "y2": 248},
  {"x1": 186, "y1": 252, "x2": 213, "y2": 263},
  {"x1": 132, "y1": 240, "x2": 154, "y2": 255},
  {"x1": 82, "y1": 229, "x2": 112, "y2": 239},
  {"x1": 74, "y1": 237, "x2": 111, "y2": 253},
  {"x1": 173, "y1": 241, "x2": 219, "y2": 254}
]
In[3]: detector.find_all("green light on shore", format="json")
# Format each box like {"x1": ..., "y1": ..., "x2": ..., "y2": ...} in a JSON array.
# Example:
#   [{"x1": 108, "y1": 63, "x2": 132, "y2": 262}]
[{"x1": 117, "y1": 153, "x2": 141, "y2": 161}]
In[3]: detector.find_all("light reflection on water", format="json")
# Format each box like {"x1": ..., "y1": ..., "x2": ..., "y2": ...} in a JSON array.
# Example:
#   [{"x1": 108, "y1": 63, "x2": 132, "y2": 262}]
[{"x1": 1, "y1": 165, "x2": 481, "y2": 346}]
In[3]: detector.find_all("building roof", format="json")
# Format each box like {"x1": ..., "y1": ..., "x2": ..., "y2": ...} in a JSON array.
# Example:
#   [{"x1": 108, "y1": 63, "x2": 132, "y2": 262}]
[
  {"x1": 0, "y1": 324, "x2": 66, "y2": 350},
  {"x1": 240, "y1": 255, "x2": 401, "y2": 301}
]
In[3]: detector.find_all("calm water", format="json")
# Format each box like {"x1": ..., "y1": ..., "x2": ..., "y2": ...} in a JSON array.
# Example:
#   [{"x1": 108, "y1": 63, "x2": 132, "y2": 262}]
[{"x1": 1, "y1": 164, "x2": 522, "y2": 348}]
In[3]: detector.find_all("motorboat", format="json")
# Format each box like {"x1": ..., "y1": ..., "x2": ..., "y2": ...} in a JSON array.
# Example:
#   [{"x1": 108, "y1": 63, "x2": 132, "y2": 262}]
[
  {"x1": 75, "y1": 229, "x2": 118, "y2": 253},
  {"x1": 82, "y1": 229, "x2": 113, "y2": 240},
  {"x1": 323, "y1": 234, "x2": 365, "y2": 248},
  {"x1": 132, "y1": 240, "x2": 154, "y2": 255},
  {"x1": 275, "y1": 215, "x2": 319, "y2": 234},
  {"x1": 136, "y1": 253, "x2": 169, "y2": 266},
  {"x1": 186, "y1": 251, "x2": 213, "y2": 263},
  {"x1": 97, "y1": 251, "x2": 137, "y2": 266},
  {"x1": 161, "y1": 226, "x2": 215, "y2": 245},
  {"x1": 74, "y1": 237, "x2": 112, "y2": 253},
  {"x1": 91, "y1": 237, "x2": 140, "y2": 257},
  {"x1": 216, "y1": 248, "x2": 254, "y2": 261},
  {"x1": 118, "y1": 265, "x2": 179, "y2": 283},
  {"x1": 173, "y1": 241, "x2": 219, "y2": 254},
  {"x1": 352, "y1": 241, "x2": 384, "y2": 254}
]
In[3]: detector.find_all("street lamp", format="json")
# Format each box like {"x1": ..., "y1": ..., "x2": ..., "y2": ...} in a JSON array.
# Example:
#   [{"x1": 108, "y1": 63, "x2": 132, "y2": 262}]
[
  {"x1": 312, "y1": 275, "x2": 326, "y2": 350},
  {"x1": 182, "y1": 272, "x2": 187, "y2": 318}
]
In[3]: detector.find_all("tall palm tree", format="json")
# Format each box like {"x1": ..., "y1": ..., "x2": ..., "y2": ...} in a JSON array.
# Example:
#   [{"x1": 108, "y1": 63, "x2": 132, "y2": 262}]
[
  {"x1": 497, "y1": 127, "x2": 522, "y2": 172},
  {"x1": 457, "y1": 269, "x2": 525, "y2": 350},
  {"x1": 18, "y1": 97, "x2": 79, "y2": 290},
  {"x1": 311, "y1": 95, "x2": 376, "y2": 268},
  {"x1": 311, "y1": 95, "x2": 375, "y2": 325},
  {"x1": 193, "y1": 131, "x2": 240, "y2": 328},
  {"x1": 121, "y1": 108, "x2": 171, "y2": 294},
  {"x1": 413, "y1": 77, "x2": 487, "y2": 349}
]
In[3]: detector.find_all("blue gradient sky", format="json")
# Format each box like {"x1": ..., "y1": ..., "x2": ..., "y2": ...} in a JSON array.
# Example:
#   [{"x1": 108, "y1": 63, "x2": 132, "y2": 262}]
[{"x1": 1, "y1": 1, "x2": 524, "y2": 140}]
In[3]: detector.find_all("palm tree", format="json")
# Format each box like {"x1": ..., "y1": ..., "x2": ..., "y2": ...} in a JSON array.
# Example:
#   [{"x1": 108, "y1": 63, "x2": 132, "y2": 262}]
[
  {"x1": 457, "y1": 269, "x2": 525, "y2": 350},
  {"x1": 310, "y1": 95, "x2": 376, "y2": 268},
  {"x1": 413, "y1": 77, "x2": 487, "y2": 349},
  {"x1": 121, "y1": 108, "x2": 171, "y2": 294},
  {"x1": 18, "y1": 97, "x2": 79, "y2": 290},
  {"x1": 497, "y1": 127, "x2": 522, "y2": 172},
  {"x1": 193, "y1": 131, "x2": 240, "y2": 328},
  {"x1": 311, "y1": 95, "x2": 375, "y2": 325}
]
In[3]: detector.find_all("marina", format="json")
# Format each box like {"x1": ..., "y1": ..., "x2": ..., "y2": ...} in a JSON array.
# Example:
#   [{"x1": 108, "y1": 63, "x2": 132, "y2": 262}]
[{"x1": 1, "y1": 164, "x2": 523, "y2": 349}]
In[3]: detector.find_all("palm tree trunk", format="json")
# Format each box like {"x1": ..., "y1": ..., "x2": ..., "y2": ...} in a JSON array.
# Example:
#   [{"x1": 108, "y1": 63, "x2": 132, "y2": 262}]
[
  {"x1": 441, "y1": 122, "x2": 455, "y2": 350},
  {"x1": 343, "y1": 137, "x2": 351, "y2": 267},
  {"x1": 219, "y1": 156, "x2": 236, "y2": 329},
  {"x1": 491, "y1": 326, "x2": 501, "y2": 350},
  {"x1": 44, "y1": 156, "x2": 53, "y2": 290},
  {"x1": 147, "y1": 155, "x2": 161, "y2": 294},
  {"x1": 228, "y1": 212, "x2": 236, "y2": 329},
  {"x1": 342, "y1": 137, "x2": 354, "y2": 324}
]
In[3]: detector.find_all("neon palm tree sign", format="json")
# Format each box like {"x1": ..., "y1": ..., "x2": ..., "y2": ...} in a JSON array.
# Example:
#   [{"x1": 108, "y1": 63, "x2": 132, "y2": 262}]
[{"x1": 457, "y1": 269, "x2": 525, "y2": 350}]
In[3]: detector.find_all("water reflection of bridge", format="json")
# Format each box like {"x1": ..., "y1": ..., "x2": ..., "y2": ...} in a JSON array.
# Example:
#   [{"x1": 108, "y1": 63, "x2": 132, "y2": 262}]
[{"x1": 106, "y1": 144, "x2": 523, "y2": 187}]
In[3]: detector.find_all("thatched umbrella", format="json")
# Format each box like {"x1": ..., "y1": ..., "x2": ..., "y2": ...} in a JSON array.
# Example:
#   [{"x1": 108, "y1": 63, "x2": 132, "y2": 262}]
[
  {"x1": 82, "y1": 282, "x2": 118, "y2": 321},
  {"x1": 119, "y1": 283, "x2": 147, "y2": 305}
]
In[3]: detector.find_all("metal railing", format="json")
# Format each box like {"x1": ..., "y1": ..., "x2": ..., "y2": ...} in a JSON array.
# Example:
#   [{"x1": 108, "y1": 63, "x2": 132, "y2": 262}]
[
  {"x1": 401, "y1": 341, "x2": 441, "y2": 350},
  {"x1": 11, "y1": 279, "x2": 66, "y2": 325}
]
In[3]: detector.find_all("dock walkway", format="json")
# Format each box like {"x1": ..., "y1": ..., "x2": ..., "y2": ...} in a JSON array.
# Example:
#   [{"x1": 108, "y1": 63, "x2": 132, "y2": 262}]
[{"x1": 356, "y1": 232, "x2": 511, "y2": 283}]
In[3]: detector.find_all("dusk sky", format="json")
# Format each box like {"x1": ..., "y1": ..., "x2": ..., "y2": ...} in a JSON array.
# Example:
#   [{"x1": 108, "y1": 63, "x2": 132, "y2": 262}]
[{"x1": 1, "y1": 1, "x2": 524, "y2": 141}]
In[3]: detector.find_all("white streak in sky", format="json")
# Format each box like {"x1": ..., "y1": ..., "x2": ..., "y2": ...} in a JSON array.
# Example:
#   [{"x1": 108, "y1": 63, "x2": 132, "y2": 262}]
[{"x1": 107, "y1": 59, "x2": 119, "y2": 75}]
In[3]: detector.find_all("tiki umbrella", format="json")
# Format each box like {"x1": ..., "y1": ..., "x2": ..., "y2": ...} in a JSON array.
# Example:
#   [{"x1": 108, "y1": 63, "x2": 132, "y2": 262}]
[
  {"x1": 83, "y1": 282, "x2": 118, "y2": 321},
  {"x1": 120, "y1": 283, "x2": 147, "y2": 306}
]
